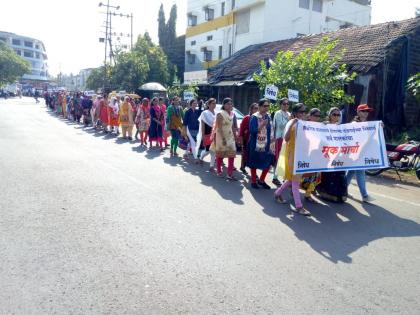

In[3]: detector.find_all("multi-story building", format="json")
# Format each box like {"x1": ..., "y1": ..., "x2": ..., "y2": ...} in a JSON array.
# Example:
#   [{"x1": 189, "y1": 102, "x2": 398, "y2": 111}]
[
  {"x1": 0, "y1": 31, "x2": 49, "y2": 83},
  {"x1": 184, "y1": 0, "x2": 371, "y2": 83}
]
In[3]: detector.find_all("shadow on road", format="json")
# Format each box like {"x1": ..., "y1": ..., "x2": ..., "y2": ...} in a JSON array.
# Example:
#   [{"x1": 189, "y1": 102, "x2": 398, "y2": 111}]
[
  {"x1": 162, "y1": 156, "x2": 245, "y2": 205},
  {"x1": 251, "y1": 189, "x2": 420, "y2": 264}
]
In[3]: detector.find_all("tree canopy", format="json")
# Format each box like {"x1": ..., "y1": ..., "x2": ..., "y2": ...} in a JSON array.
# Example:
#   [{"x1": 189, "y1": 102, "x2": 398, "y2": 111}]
[
  {"x1": 0, "y1": 41, "x2": 30, "y2": 86},
  {"x1": 254, "y1": 37, "x2": 356, "y2": 114}
]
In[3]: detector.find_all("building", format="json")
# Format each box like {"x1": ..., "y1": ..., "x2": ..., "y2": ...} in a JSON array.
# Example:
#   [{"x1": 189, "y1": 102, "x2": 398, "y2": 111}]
[
  {"x1": 184, "y1": 0, "x2": 371, "y2": 84},
  {"x1": 0, "y1": 31, "x2": 49, "y2": 86},
  {"x1": 206, "y1": 17, "x2": 420, "y2": 130}
]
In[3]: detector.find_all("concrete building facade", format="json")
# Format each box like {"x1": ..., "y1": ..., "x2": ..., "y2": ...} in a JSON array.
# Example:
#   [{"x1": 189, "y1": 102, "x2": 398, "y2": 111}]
[
  {"x1": 184, "y1": 0, "x2": 371, "y2": 83},
  {"x1": 0, "y1": 31, "x2": 49, "y2": 82}
]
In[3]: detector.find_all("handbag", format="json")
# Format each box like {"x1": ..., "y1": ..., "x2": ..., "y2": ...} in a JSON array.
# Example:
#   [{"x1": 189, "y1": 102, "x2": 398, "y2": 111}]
[{"x1": 203, "y1": 134, "x2": 212, "y2": 146}]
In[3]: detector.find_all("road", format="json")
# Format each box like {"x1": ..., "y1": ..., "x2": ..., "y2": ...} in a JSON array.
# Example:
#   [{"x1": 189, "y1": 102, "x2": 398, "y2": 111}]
[{"x1": 1, "y1": 97, "x2": 420, "y2": 314}]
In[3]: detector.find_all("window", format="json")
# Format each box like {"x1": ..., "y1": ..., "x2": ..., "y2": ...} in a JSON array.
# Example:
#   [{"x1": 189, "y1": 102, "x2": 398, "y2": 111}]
[
  {"x1": 299, "y1": 0, "x2": 310, "y2": 9},
  {"x1": 14, "y1": 49, "x2": 21, "y2": 56},
  {"x1": 36, "y1": 52, "x2": 40, "y2": 59},
  {"x1": 0, "y1": 37, "x2": 6, "y2": 42},
  {"x1": 191, "y1": 40, "x2": 196, "y2": 46},
  {"x1": 204, "y1": 49, "x2": 212, "y2": 62},
  {"x1": 219, "y1": 46, "x2": 223, "y2": 59},
  {"x1": 221, "y1": 2, "x2": 225, "y2": 16},
  {"x1": 229, "y1": 43, "x2": 232, "y2": 57},
  {"x1": 24, "y1": 41, "x2": 33, "y2": 48},
  {"x1": 207, "y1": 35, "x2": 213, "y2": 41},
  {"x1": 232, "y1": 0, "x2": 235, "y2": 10},
  {"x1": 236, "y1": 9, "x2": 250, "y2": 35},
  {"x1": 24, "y1": 50, "x2": 34, "y2": 58},
  {"x1": 35, "y1": 44, "x2": 39, "y2": 49},
  {"x1": 12, "y1": 39, "x2": 21, "y2": 45},
  {"x1": 313, "y1": 0, "x2": 323, "y2": 12},
  {"x1": 204, "y1": 7, "x2": 214, "y2": 21},
  {"x1": 187, "y1": 52, "x2": 196, "y2": 64},
  {"x1": 188, "y1": 14, "x2": 197, "y2": 26}
]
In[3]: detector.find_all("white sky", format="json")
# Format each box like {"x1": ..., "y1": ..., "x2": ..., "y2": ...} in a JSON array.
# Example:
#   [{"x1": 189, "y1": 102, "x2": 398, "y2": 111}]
[{"x1": 0, "y1": 0, "x2": 418, "y2": 76}]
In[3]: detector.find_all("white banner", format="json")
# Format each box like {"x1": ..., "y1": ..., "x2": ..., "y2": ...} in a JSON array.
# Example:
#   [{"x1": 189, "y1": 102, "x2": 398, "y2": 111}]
[
  {"x1": 293, "y1": 121, "x2": 388, "y2": 174},
  {"x1": 264, "y1": 85, "x2": 278, "y2": 100},
  {"x1": 183, "y1": 91, "x2": 195, "y2": 101}
]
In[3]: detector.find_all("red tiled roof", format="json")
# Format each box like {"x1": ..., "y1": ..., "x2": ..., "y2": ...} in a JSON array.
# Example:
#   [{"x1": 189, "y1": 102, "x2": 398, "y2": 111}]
[{"x1": 208, "y1": 17, "x2": 420, "y2": 83}]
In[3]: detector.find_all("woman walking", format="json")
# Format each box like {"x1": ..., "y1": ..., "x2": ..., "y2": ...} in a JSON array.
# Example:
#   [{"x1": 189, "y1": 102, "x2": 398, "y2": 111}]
[
  {"x1": 211, "y1": 98, "x2": 237, "y2": 180},
  {"x1": 247, "y1": 99, "x2": 274, "y2": 189},
  {"x1": 345, "y1": 104, "x2": 376, "y2": 203},
  {"x1": 98, "y1": 95, "x2": 110, "y2": 133},
  {"x1": 136, "y1": 98, "x2": 151, "y2": 146},
  {"x1": 148, "y1": 97, "x2": 164, "y2": 151},
  {"x1": 239, "y1": 103, "x2": 258, "y2": 175},
  {"x1": 108, "y1": 97, "x2": 120, "y2": 135},
  {"x1": 197, "y1": 98, "x2": 217, "y2": 170},
  {"x1": 166, "y1": 96, "x2": 184, "y2": 156},
  {"x1": 274, "y1": 103, "x2": 311, "y2": 216},
  {"x1": 119, "y1": 96, "x2": 134, "y2": 140},
  {"x1": 182, "y1": 99, "x2": 202, "y2": 161}
]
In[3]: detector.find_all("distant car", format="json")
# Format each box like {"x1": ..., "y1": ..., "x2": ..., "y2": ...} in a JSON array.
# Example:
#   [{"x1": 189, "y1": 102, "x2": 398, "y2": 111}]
[{"x1": 215, "y1": 104, "x2": 245, "y2": 129}]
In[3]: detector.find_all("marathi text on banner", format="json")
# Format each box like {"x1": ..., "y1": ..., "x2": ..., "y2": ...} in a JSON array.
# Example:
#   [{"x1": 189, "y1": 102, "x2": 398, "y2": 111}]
[{"x1": 293, "y1": 121, "x2": 388, "y2": 174}]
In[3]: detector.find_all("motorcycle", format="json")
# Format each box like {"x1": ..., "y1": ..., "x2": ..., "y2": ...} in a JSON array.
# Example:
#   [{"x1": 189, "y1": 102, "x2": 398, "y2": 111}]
[{"x1": 366, "y1": 141, "x2": 420, "y2": 180}]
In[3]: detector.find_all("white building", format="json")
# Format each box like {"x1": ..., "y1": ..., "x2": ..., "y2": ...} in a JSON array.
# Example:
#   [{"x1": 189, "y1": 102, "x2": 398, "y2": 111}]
[
  {"x1": 184, "y1": 0, "x2": 371, "y2": 83},
  {"x1": 0, "y1": 31, "x2": 49, "y2": 82}
]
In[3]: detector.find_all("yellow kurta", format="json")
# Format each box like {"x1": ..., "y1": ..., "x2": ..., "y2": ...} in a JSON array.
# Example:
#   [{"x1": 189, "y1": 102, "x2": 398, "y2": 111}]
[
  {"x1": 276, "y1": 122, "x2": 302, "y2": 181},
  {"x1": 119, "y1": 101, "x2": 133, "y2": 127}
]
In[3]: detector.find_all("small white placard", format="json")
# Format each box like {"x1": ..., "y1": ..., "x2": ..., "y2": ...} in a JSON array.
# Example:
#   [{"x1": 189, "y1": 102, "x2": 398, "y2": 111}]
[
  {"x1": 183, "y1": 91, "x2": 194, "y2": 101},
  {"x1": 288, "y1": 89, "x2": 299, "y2": 102},
  {"x1": 264, "y1": 85, "x2": 278, "y2": 100}
]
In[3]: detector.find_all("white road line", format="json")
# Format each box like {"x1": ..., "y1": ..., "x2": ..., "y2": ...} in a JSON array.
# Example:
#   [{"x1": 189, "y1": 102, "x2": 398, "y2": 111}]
[{"x1": 369, "y1": 191, "x2": 420, "y2": 207}]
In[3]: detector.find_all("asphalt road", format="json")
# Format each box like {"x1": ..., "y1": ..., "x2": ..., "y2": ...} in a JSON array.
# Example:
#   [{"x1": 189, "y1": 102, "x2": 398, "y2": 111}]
[{"x1": 1, "y1": 97, "x2": 420, "y2": 314}]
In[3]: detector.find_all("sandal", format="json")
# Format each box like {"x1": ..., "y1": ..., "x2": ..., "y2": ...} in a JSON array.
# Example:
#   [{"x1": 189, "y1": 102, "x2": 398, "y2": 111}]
[
  {"x1": 226, "y1": 175, "x2": 238, "y2": 181},
  {"x1": 274, "y1": 194, "x2": 287, "y2": 204},
  {"x1": 292, "y1": 207, "x2": 311, "y2": 216}
]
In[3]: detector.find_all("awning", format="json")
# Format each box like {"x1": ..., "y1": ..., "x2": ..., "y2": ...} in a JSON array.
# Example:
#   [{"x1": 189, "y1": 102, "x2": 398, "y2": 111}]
[{"x1": 212, "y1": 81, "x2": 241, "y2": 86}]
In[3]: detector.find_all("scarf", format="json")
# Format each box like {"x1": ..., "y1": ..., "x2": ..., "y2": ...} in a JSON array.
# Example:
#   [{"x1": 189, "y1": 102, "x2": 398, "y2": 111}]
[{"x1": 253, "y1": 112, "x2": 269, "y2": 152}]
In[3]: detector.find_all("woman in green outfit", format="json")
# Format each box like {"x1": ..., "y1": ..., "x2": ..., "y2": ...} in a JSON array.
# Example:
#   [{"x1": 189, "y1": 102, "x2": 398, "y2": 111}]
[{"x1": 166, "y1": 96, "x2": 184, "y2": 156}]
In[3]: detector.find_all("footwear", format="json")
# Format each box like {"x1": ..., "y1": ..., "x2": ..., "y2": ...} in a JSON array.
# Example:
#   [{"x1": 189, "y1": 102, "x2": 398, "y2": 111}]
[
  {"x1": 257, "y1": 180, "x2": 271, "y2": 190},
  {"x1": 362, "y1": 195, "x2": 375, "y2": 203},
  {"x1": 209, "y1": 167, "x2": 215, "y2": 173},
  {"x1": 274, "y1": 195, "x2": 286, "y2": 204},
  {"x1": 174, "y1": 152, "x2": 179, "y2": 157},
  {"x1": 216, "y1": 172, "x2": 224, "y2": 177},
  {"x1": 226, "y1": 175, "x2": 238, "y2": 181},
  {"x1": 292, "y1": 207, "x2": 311, "y2": 216},
  {"x1": 251, "y1": 183, "x2": 259, "y2": 189},
  {"x1": 240, "y1": 167, "x2": 248, "y2": 175},
  {"x1": 272, "y1": 178, "x2": 282, "y2": 186},
  {"x1": 128, "y1": 137, "x2": 133, "y2": 141}
]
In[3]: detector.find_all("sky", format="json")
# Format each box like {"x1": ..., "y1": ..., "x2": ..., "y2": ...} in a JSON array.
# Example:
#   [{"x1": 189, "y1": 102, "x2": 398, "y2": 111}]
[{"x1": 0, "y1": 0, "x2": 418, "y2": 76}]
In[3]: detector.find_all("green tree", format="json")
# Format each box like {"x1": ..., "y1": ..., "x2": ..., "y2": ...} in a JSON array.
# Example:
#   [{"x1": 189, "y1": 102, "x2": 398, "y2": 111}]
[
  {"x1": 253, "y1": 37, "x2": 356, "y2": 114},
  {"x1": 111, "y1": 50, "x2": 149, "y2": 92},
  {"x1": 407, "y1": 72, "x2": 420, "y2": 101},
  {"x1": 86, "y1": 67, "x2": 106, "y2": 91},
  {"x1": 158, "y1": 4, "x2": 167, "y2": 48},
  {"x1": 167, "y1": 80, "x2": 198, "y2": 100},
  {"x1": 0, "y1": 41, "x2": 30, "y2": 85}
]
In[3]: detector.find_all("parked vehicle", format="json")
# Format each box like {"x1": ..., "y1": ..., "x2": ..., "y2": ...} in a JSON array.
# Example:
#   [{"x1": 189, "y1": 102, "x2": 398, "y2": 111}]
[{"x1": 366, "y1": 141, "x2": 420, "y2": 180}]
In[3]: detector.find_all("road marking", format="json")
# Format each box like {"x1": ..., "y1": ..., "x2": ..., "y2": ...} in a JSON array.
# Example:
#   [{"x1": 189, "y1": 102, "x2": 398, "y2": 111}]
[{"x1": 369, "y1": 191, "x2": 420, "y2": 207}]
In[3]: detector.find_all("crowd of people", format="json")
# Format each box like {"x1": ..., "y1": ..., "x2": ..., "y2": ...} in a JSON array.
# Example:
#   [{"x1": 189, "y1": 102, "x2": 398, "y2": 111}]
[{"x1": 43, "y1": 91, "x2": 376, "y2": 216}]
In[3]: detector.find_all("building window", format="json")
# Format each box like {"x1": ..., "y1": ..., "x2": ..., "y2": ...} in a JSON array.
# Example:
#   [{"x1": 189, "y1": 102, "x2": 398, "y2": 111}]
[
  {"x1": 236, "y1": 9, "x2": 250, "y2": 35},
  {"x1": 221, "y1": 2, "x2": 225, "y2": 16},
  {"x1": 204, "y1": 7, "x2": 214, "y2": 21},
  {"x1": 219, "y1": 45, "x2": 223, "y2": 59},
  {"x1": 313, "y1": 0, "x2": 323, "y2": 12},
  {"x1": 12, "y1": 39, "x2": 21, "y2": 45},
  {"x1": 204, "y1": 49, "x2": 212, "y2": 62},
  {"x1": 14, "y1": 49, "x2": 21, "y2": 56},
  {"x1": 24, "y1": 50, "x2": 34, "y2": 58},
  {"x1": 191, "y1": 40, "x2": 196, "y2": 46},
  {"x1": 299, "y1": 0, "x2": 310, "y2": 9},
  {"x1": 35, "y1": 44, "x2": 39, "y2": 49},
  {"x1": 207, "y1": 35, "x2": 213, "y2": 41},
  {"x1": 187, "y1": 52, "x2": 196, "y2": 64},
  {"x1": 36, "y1": 52, "x2": 40, "y2": 59},
  {"x1": 0, "y1": 37, "x2": 6, "y2": 42},
  {"x1": 232, "y1": 0, "x2": 235, "y2": 10},
  {"x1": 188, "y1": 14, "x2": 197, "y2": 26},
  {"x1": 229, "y1": 43, "x2": 232, "y2": 57},
  {"x1": 24, "y1": 41, "x2": 33, "y2": 48}
]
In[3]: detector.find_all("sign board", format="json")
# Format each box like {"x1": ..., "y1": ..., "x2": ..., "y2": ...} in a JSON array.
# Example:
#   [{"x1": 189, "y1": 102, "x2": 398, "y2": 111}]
[
  {"x1": 264, "y1": 85, "x2": 278, "y2": 100},
  {"x1": 293, "y1": 121, "x2": 388, "y2": 174},
  {"x1": 184, "y1": 70, "x2": 208, "y2": 85},
  {"x1": 183, "y1": 91, "x2": 195, "y2": 101},
  {"x1": 288, "y1": 89, "x2": 299, "y2": 102}
]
